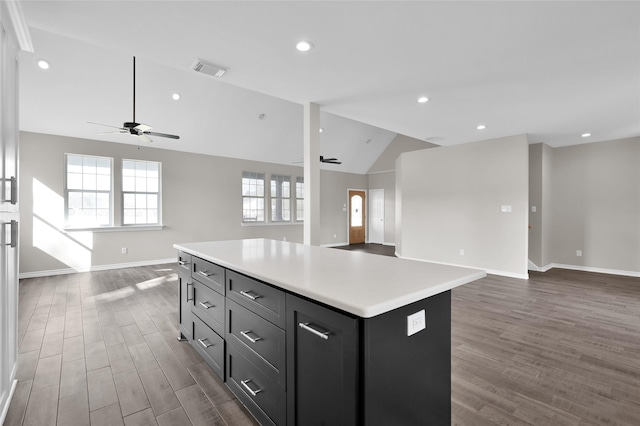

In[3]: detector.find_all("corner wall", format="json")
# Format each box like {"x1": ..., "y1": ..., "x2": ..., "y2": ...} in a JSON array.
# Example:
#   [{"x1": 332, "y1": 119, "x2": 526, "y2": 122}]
[{"x1": 396, "y1": 134, "x2": 530, "y2": 278}]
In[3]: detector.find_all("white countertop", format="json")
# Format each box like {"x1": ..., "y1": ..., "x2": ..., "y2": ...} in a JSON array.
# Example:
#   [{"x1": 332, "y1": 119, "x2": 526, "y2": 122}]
[{"x1": 173, "y1": 239, "x2": 486, "y2": 318}]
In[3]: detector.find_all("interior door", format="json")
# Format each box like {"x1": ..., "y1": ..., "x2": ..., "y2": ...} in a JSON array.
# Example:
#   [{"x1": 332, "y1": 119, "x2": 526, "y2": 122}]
[
  {"x1": 369, "y1": 189, "x2": 384, "y2": 244},
  {"x1": 349, "y1": 190, "x2": 366, "y2": 244}
]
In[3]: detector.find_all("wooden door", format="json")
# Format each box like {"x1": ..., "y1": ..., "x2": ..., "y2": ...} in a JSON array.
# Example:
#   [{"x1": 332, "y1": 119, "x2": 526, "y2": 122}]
[{"x1": 349, "y1": 190, "x2": 366, "y2": 244}]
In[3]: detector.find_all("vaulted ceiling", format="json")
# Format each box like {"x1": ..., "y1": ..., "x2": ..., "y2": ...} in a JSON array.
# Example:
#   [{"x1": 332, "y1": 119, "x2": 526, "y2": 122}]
[{"x1": 19, "y1": 1, "x2": 640, "y2": 174}]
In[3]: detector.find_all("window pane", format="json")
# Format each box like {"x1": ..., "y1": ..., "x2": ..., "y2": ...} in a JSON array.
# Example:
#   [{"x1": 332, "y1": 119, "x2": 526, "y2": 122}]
[
  {"x1": 136, "y1": 193, "x2": 147, "y2": 209},
  {"x1": 97, "y1": 209, "x2": 110, "y2": 225},
  {"x1": 123, "y1": 209, "x2": 135, "y2": 224},
  {"x1": 123, "y1": 176, "x2": 135, "y2": 192},
  {"x1": 135, "y1": 177, "x2": 147, "y2": 192},
  {"x1": 135, "y1": 209, "x2": 146, "y2": 224},
  {"x1": 147, "y1": 178, "x2": 158, "y2": 193},
  {"x1": 123, "y1": 193, "x2": 135, "y2": 208},
  {"x1": 83, "y1": 174, "x2": 96, "y2": 190},
  {"x1": 123, "y1": 160, "x2": 135, "y2": 176},
  {"x1": 97, "y1": 193, "x2": 110, "y2": 208},
  {"x1": 67, "y1": 173, "x2": 82, "y2": 190},
  {"x1": 96, "y1": 174, "x2": 110, "y2": 191},
  {"x1": 351, "y1": 195, "x2": 363, "y2": 227},
  {"x1": 96, "y1": 158, "x2": 111, "y2": 175},
  {"x1": 83, "y1": 157, "x2": 97, "y2": 175},
  {"x1": 147, "y1": 162, "x2": 159, "y2": 178},
  {"x1": 147, "y1": 209, "x2": 158, "y2": 224},
  {"x1": 83, "y1": 192, "x2": 96, "y2": 209},
  {"x1": 241, "y1": 172, "x2": 265, "y2": 223},
  {"x1": 147, "y1": 194, "x2": 158, "y2": 208},
  {"x1": 67, "y1": 156, "x2": 83, "y2": 173},
  {"x1": 135, "y1": 161, "x2": 147, "y2": 177},
  {"x1": 296, "y1": 200, "x2": 304, "y2": 221}
]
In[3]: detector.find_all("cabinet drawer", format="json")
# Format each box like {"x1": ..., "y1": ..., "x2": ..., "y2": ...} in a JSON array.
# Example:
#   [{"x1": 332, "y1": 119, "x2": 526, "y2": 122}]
[
  {"x1": 192, "y1": 257, "x2": 225, "y2": 295},
  {"x1": 227, "y1": 346, "x2": 285, "y2": 426},
  {"x1": 226, "y1": 299, "x2": 285, "y2": 387},
  {"x1": 192, "y1": 314, "x2": 225, "y2": 380},
  {"x1": 193, "y1": 281, "x2": 225, "y2": 337},
  {"x1": 177, "y1": 252, "x2": 191, "y2": 274},
  {"x1": 226, "y1": 271, "x2": 285, "y2": 328}
]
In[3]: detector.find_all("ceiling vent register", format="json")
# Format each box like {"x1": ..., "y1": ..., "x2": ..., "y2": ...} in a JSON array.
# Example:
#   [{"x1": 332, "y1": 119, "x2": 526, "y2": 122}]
[{"x1": 191, "y1": 59, "x2": 227, "y2": 78}]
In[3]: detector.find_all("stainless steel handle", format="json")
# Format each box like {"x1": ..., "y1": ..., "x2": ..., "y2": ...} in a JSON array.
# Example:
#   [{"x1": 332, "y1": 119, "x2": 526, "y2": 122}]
[
  {"x1": 240, "y1": 330, "x2": 262, "y2": 343},
  {"x1": 186, "y1": 282, "x2": 194, "y2": 302},
  {"x1": 240, "y1": 290, "x2": 261, "y2": 301},
  {"x1": 178, "y1": 260, "x2": 189, "y2": 266},
  {"x1": 197, "y1": 270, "x2": 214, "y2": 277},
  {"x1": 299, "y1": 322, "x2": 330, "y2": 340},
  {"x1": 198, "y1": 338, "x2": 213, "y2": 348},
  {"x1": 240, "y1": 379, "x2": 262, "y2": 397},
  {"x1": 199, "y1": 301, "x2": 213, "y2": 309},
  {"x1": 4, "y1": 220, "x2": 17, "y2": 248},
  {"x1": 9, "y1": 176, "x2": 17, "y2": 205}
]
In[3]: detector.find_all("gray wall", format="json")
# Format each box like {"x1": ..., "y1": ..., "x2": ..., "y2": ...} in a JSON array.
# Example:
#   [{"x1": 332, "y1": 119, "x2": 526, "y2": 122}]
[
  {"x1": 20, "y1": 131, "x2": 362, "y2": 274},
  {"x1": 396, "y1": 134, "x2": 530, "y2": 277},
  {"x1": 367, "y1": 134, "x2": 436, "y2": 173},
  {"x1": 528, "y1": 143, "x2": 543, "y2": 266},
  {"x1": 548, "y1": 137, "x2": 640, "y2": 272}
]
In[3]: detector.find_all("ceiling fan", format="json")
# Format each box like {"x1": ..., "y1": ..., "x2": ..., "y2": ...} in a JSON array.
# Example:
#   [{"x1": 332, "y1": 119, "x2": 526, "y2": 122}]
[
  {"x1": 88, "y1": 56, "x2": 180, "y2": 143},
  {"x1": 320, "y1": 156, "x2": 341, "y2": 164},
  {"x1": 293, "y1": 156, "x2": 342, "y2": 165}
]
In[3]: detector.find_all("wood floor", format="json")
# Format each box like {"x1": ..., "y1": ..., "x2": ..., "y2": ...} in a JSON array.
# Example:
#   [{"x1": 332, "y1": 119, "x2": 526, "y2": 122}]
[{"x1": 4, "y1": 259, "x2": 640, "y2": 425}]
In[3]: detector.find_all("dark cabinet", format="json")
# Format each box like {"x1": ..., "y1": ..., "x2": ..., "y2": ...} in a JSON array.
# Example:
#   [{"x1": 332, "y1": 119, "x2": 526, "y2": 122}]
[
  {"x1": 178, "y1": 262, "x2": 193, "y2": 342},
  {"x1": 286, "y1": 294, "x2": 360, "y2": 426}
]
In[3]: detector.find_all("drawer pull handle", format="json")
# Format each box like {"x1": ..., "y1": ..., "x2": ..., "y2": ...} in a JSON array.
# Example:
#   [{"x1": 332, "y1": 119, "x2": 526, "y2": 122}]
[
  {"x1": 240, "y1": 330, "x2": 262, "y2": 343},
  {"x1": 199, "y1": 301, "x2": 213, "y2": 309},
  {"x1": 299, "y1": 322, "x2": 330, "y2": 340},
  {"x1": 178, "y1": 260, "x2": 189, "y2": 266},
  {"x1": 240, "y1": 379, "x2": 262, "y2": 397},
  {"x1": 239, "y1": 290, "x2": 261, "y2": 301},
  {"x1": 198, "y1": 338, "x2": 213, "y2": 348},
  {"x1": 197, "y1": 270, "x2": 214, "y2": 277},
  {"x1": 186, "y1": 282, "x2": 194, "y2": 302}
]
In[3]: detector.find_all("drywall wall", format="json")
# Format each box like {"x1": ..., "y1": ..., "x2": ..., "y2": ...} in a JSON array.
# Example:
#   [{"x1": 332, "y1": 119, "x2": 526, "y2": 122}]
[
  {"x1": 396, "y1": 134, "x2": 529, "y2": 278},
  {"x1": 367, "y1": 134, "x2": 437, "y2": 174},
  {"x1": 21, "y1": 131, "x2": 353, "y2": 274},
  {"x1": 528, "y1": 143, "x2": 543, "y2": 266},
  {"x1": 548, "y1": 137, "x2": 640, "y2": 273},
  {"x1": 540, "y1": 143, "x2": 554, "y2": 267},
  {"x1": 367, "y1": 171, "x2": 396, "y2": 244}
]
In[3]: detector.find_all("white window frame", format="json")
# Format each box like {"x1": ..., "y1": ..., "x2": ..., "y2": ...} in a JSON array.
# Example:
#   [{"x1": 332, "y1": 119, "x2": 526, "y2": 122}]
[
  {"x1": 242, "y1": 171, "x2": 266, "y2": 223},
  {"x1": 295, "y1": 176, "x2": 304, "y2": 222},
  {"x1": 122, "y1": 159, "x2": 162, "y2": 226},
  {"x1": 65, "y1": 154, "x2": 113, "y2": 228},
  {"x1": 270, "y1": 174, "x2": 292, "y2": 222}
]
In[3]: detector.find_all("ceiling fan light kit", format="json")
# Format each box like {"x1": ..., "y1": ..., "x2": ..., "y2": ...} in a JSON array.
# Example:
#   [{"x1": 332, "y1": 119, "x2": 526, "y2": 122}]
[{"x1": 89, "y1": 56, "x2": 180, "y2": 143}]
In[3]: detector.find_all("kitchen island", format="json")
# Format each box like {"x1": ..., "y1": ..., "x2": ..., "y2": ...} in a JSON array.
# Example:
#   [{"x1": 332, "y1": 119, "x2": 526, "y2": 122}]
[{"x1": 174, "y1": 239, "x2": 486, "y2": 425}]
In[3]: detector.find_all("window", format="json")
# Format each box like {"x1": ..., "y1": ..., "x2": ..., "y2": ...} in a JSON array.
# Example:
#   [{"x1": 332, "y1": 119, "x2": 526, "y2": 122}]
[
  {"x1": 270, "y1": 174, "x2": 291, "y2": 222},
  {"x1": 122, "y1": 159, "x2": 161, "y2": 225},
  {"x1": 242, "y1": 171, "x2": 265, "y2": 222},
  {"x1": 65, "y1": 154, "x2": 113, "y2": 227},
  {"x1": 295, "y1": 177, "x2": 304, "y2": 221}
]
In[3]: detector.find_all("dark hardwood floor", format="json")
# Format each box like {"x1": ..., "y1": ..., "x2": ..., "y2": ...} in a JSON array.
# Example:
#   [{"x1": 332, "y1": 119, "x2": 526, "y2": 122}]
[
  {"x1": 333, "y1": 243, "x2": 396, "y2": 257},
  {"x1": 5, "y1": 249, "x2": 639, "y2": 425}
]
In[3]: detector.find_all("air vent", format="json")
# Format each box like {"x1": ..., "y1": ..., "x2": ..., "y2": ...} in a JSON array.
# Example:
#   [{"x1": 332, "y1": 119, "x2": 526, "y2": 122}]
[{"x1": 191, "y1": 59, "x2": 227, "y2": 78}]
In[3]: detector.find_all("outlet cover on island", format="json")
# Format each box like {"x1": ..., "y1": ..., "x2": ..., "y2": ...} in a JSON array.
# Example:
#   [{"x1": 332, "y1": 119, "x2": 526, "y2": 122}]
[{"x1": 407, "y1": 310, "x2": 426, "y2": 336}]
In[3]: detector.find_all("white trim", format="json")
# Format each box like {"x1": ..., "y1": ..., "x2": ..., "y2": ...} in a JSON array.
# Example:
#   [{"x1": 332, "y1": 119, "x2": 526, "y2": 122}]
[
  {"x1": 527, "y1": 260, "x2": 552, "y2": 272},
  {"x1": 544, "y1": 263, "x2": 640, "y2": 278},
  {"x1": 366, "y1": 169, "x2": 395, "y2": 175},
  {"x1": 241, "y1": 221, "x2": 302, "y2": 227},
  {"x1": 0, "y1": 379, "x2": 18, "y2": 425},
  {"x1": 321, "y1": 242, "x2": 349, "y2": 248},
  {"x1": 65, "y1": 225, "x2": 164, "y2": 233},
  {"x1": 383, "y1": 242, "x2": 396, "y2": 247},
  {"x1": 3, "y1": 1, "x2": 34, "y2": 52},
  {"x1": 19, "y1": 258, "x2": 176, "y2": 279},
  {"x1": 396, "y1": 253, "x2": 529, "y2": 280}
]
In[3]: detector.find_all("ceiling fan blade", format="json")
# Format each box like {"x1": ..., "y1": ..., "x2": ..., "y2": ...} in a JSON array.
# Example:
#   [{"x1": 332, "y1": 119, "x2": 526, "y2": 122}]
[
  {"x1": 87, "y1": 121, "x2": 125, "y2": 130},
  {"x1": 139, "y1": 134, "x2": 153, "y2": 143},
  {"x1": 146, "y1": 131, "x2": 180, "y2": 140},
  {"x1": 323, "y1": 158, "x2": 338, "y2": 162},
  {"x1": 96, "y1": 130, "x2": 127, "y2": 135}
]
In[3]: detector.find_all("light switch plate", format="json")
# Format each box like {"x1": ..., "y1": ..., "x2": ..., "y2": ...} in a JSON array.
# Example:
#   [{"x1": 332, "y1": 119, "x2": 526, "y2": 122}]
[
  {"x1": 407, "y1": 310, "x2": 426, "y2": 336},
  {"x1": 501, "y1": 205, "x2": 512, "y2": 213}
]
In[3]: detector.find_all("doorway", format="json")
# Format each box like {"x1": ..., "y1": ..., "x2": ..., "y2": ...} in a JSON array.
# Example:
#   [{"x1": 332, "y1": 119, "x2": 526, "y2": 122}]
[{"x1": 348, "y1": 190, "x2": 366, "y2": 244}]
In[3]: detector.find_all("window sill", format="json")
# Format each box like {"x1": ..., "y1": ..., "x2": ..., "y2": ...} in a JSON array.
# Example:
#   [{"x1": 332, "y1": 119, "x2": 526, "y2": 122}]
[
  {"x1": 64, "y1": 225, "x2": 164, "y2": 233},
  {"x1": 241, "y1": 221, "x2": 303, "y2": 227}
]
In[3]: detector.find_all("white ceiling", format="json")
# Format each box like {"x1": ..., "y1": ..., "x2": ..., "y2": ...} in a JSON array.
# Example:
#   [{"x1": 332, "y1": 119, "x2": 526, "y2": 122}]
[{"x1": 19, "y1": 1, "x2": 640, "y2": 174}]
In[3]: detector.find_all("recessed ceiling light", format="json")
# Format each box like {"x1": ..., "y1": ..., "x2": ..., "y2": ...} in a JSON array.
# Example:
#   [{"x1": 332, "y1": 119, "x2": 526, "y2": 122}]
[
  {"x1": 581, "y1": 133, "x2": 591, "y2": 138},
  {"x1": 476, "y1": 124, "x2": 486, "y2": 130},
  {"x1": 37, "y1": 60, "x2": 50, "y2": 70},
  {"x1": 319, "y1": 128, "x2": 324, "y2": 133},
  {"x1": 259, "y1": 113, "x2": 267, "y2": 120},
  {"x1": 417, "y1": 96, "x2": 429, "y2": 103},
  {"x1": 296, "y1": 41, "x2": 313, "y2": 52},
  {"x1": 172, "y1": 93, "x2": 181, "y2": 101}
]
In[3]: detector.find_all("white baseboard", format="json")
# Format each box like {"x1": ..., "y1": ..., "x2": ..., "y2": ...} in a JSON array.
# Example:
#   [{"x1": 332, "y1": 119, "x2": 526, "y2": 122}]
[
  {"x1": 18, "y1": 258, "x2": 176, "y2": 279},
  {"x1": 0, "y1": 379, "x2": 18, "y2": 425},
  {"x1": 383, "y1": 242, "x2": 396, "y2": 247},
  {"x1": 540, "y1": 263, "x2": 640, "y2": 278},
  {"x1": 396, "y1": 253, "x2": 529, "y2": 280},
  {"x1": 527, "y1": 260, "x2": 553, "y2": 272}
]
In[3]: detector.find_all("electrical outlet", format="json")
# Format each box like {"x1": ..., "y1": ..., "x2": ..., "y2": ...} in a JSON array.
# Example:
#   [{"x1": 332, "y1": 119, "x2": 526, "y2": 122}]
[
  {"x1": 407, "y1": 310, "x2": 426, "y2": 336},
  {"x1": 531, "y1": 206, "x2": 537, "y2": 213},
  {"x1": 121, "y1": 248, "x2": 128, "y2": 254},
  {"x1": 283, "y1": 237, "x2": 287, "y2": 242},
  {"x1": 501, "y1": 205, "x2": 512, "y2": 213},
  {"x1": 576, "y1": 250, "x2": 582, "y2": 257},
  {"x1": 459, "y1": 249, "x2": 464, "y2": 256},
  {"x1": 333, "y1": 234, "x2": 337, "y2": 239}
]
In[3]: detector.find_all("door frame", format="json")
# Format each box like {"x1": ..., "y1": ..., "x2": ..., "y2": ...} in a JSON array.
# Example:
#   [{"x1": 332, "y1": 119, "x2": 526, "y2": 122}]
[{"x1": 346, "y1": 188, "x2": 367, "y2": 245}]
